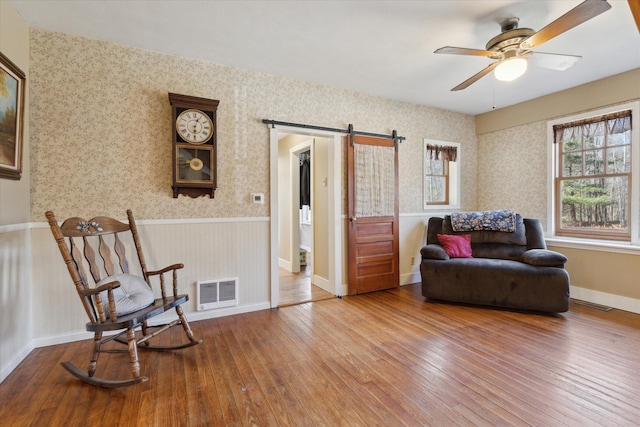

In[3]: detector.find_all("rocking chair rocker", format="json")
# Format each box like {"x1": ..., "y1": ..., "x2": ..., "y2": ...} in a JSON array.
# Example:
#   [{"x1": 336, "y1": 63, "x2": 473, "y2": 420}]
[{"x1": 46, "y1": 209, "x2": 202, "y2": 388}]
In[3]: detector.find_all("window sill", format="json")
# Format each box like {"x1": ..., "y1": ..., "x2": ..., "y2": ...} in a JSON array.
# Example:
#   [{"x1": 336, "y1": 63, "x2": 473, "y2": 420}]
[{"x1": 545, "y1": 237, "x2": 640, "y2": 256}]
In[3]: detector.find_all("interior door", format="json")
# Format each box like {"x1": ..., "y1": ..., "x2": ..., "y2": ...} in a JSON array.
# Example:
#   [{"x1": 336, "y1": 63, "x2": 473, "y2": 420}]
[{"x1": 347, "y1": 134, "x2": 399, "y2": 295}]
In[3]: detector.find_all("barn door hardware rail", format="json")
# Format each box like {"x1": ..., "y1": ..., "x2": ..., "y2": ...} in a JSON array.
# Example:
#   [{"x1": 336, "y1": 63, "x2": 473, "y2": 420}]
[{"x1": 262, "y1": 119, "x2": 404, "y2": 149}]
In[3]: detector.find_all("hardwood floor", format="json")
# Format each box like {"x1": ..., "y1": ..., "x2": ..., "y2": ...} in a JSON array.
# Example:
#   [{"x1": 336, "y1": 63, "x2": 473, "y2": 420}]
[
  {"x1": 279, "y1": 265, "x2": 334, "y2": 307},
  {"x1": 1, "y1": 283, "x2": 639, "y2": 426}
]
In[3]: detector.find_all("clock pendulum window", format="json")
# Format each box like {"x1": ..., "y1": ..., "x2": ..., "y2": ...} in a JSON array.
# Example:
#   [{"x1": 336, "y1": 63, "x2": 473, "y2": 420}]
[{"x1": 169, "y1": 93, "x2": 220, "y2": 198}]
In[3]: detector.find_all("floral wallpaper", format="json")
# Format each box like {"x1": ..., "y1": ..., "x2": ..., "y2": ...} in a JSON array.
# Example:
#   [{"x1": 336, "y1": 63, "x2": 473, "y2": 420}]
[
  {"x1": 476, "y1": 121, "x2": 548, "y2": 229},
  {"x1": 29, "y1": 29, "x2": 477, "y2": 221}
]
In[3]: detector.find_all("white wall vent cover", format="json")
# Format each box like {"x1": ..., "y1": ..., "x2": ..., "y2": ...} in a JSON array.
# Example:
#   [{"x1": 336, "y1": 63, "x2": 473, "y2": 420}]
[{"x1": 197, "y1": 277, "x2": 238, "y2": 311}]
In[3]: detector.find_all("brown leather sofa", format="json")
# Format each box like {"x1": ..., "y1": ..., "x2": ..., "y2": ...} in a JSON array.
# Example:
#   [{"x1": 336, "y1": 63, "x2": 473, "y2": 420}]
[{"x1": 420, "y1": 214, "x2": 570, "y2": 313}]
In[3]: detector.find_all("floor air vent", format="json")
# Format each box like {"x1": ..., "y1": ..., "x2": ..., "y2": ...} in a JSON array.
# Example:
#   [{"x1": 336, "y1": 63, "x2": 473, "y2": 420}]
[
  {"x1": 574, "y1": 300, "x2": 613, "y2": 311},
  {"x1": 197, "y1": 277, "x2": 238, "y2": 311}
]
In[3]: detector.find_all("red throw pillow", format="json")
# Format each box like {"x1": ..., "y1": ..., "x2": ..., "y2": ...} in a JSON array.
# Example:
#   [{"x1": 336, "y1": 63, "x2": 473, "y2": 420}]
[{"x1": 437, "y1": 234, "x2": 473, "y2": 258}]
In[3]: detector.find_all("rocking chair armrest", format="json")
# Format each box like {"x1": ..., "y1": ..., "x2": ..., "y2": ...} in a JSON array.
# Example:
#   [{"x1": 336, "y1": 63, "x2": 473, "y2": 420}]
[
  {"x1": 146, "y1": 263, "x2": 184, "y2": 298},
  {"x1": 80, "y1": 281, "x2": 122, "y2": 296},
  {"x1": 80, "y1": 281, "x2": 121, "y2": 322},
  {"x1": 146, "y1": 263, "x2": 184, "y2": 276}
]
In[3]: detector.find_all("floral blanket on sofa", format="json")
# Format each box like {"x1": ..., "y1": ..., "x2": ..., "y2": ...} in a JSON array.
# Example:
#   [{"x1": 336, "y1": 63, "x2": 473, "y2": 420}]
[{"x1": 451, "y1": 209, "x2": 516, "y2": 233}]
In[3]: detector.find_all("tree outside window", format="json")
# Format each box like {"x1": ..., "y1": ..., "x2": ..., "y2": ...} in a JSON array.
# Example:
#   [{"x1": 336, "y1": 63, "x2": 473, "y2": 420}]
[{"x1": 554, "y1": 110, "x2": 632, "y2": 241}]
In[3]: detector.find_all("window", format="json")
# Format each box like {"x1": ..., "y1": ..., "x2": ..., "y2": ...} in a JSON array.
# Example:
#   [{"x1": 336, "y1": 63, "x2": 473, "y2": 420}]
[
  {"x1": 424, "y1": 140, "x2": 460, "y2": 210},
  {"x1": 549, "y1": 102, "x2": 639, "y2": 243},
  {"x1": 425, "y1": 155, "x2": 448, "y2": 205}
]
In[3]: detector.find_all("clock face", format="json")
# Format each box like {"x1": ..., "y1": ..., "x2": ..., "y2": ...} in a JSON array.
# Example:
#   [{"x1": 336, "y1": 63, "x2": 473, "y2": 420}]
[{"x1": 176, "y1": 109, "x2": 214, "y2": 144}]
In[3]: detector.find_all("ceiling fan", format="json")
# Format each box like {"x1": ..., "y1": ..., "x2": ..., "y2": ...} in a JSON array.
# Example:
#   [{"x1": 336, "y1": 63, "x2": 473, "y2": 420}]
[{"x1": 434, "y1": 0, "x2": 612, "y2": 91}]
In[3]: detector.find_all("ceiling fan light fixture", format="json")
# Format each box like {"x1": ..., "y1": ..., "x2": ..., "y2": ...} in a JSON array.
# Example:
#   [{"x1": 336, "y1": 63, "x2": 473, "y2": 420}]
[{"x1": 494, "y1": 57, "x2": 528, "y2": 82}]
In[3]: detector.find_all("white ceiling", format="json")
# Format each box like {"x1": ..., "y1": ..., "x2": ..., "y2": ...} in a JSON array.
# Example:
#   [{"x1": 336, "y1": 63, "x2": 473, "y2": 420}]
[{"x1": 11, "y1": 0, "x2": 640, "y2": 115}]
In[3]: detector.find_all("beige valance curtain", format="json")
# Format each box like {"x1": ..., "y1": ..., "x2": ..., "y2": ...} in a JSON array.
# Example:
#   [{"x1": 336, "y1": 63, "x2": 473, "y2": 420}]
[
  {"x1": 553, "y1": 110, "x2": 631, "y2": 144},
  {"x1": 426, "y1": 144, "x2": 457, "y2": 162},
  {"x1": 355, "y1": 144, "x2": 395, "y2": 217}
]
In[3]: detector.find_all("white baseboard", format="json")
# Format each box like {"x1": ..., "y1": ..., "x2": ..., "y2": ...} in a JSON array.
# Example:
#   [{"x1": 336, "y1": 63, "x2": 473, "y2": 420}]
[
  {"x1": 31, "y1": 302, "x2": 273, "y2": 346},
  {"x1": 0, "y1": 341, "x2": 35, "y2": 384},
  {"x1": 278, "y1": 257, "x2": 291, "y2": 271},
  {"x1": 570, "y1": 286, "x2": 640, "y2": 314},
  {"x1": 312, "y1": 274, "x2": 332, "y2": 294},
  {"x1": 401, "y1": 270, "x2": 421, "y2": 286},
  {"x1": 33, "y1": 330, "x2": 95, "y2": 348}
]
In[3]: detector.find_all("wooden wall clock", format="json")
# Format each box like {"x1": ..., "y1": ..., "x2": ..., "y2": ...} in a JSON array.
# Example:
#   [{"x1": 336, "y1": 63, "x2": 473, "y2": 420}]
[{"x1": 169, "y1": 93, "x2": 220, "y2": 198}]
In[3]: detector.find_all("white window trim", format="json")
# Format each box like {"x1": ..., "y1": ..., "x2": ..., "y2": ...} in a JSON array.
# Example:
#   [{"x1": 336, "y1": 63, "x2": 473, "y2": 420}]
[
  {"x1": 423, "y1": 139, "x2": 461, "y2": 211},
  {"x1": 546, "y1": 101, "x2": 640, "y2": 251}
]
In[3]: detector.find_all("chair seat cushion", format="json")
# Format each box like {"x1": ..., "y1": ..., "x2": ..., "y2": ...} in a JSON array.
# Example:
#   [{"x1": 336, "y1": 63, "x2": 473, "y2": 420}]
[{"x1": 97, "y1": 274, "x2": 154, "y2": 316}]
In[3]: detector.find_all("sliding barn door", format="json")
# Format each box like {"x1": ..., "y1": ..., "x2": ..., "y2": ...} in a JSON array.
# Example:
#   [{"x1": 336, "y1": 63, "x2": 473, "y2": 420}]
[{"x1": 347, "y1": 134, "x2": 399, "y2": 295}]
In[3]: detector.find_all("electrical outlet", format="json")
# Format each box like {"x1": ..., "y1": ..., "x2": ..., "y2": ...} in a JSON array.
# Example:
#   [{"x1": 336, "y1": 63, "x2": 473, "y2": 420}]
[{"x1": 410, "y1": 256, "x2": 415, "y2": 265}]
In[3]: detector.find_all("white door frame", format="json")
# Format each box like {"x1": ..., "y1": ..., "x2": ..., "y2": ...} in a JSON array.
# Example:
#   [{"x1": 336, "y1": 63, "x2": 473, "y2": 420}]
[{"x1": 269, "y1": 125, "x2": 343, "y2": 307}]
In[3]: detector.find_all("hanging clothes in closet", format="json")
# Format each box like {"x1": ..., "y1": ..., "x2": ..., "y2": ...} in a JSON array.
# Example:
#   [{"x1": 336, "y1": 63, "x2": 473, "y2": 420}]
[{"x1": 300, "y1": 151, "x2": 311, "y2": 208}]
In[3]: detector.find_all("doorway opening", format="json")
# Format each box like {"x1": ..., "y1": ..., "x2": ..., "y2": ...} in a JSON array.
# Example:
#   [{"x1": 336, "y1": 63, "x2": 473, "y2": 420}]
[
  {"x1": 269, "y1": 126, "x2": 344, "y2": 307},
  {"x1": 278, "y1": 136, "x2": 332, "y2": 306}
]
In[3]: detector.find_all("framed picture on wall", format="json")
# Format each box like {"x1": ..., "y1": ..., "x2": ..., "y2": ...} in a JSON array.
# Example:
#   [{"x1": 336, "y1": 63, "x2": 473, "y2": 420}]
[{"x1": 0, "y1": 51, "x2": 26, "y2": 180}]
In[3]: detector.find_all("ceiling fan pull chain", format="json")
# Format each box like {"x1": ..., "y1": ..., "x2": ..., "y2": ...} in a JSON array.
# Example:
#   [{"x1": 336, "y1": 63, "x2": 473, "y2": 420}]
[{"x1": 492, "y1": 76, "x2": 496, "y2": 110}]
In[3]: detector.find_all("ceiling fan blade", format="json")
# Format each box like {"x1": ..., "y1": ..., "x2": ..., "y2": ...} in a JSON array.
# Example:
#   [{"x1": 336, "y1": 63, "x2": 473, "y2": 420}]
[
  {"x1": 629, "y1": 0, "x2": 640, "y2": 33},
  {"x1": 451, "y1": 62, "x2": 500, "y2": 91},
  {"x1": 528, "y1": 52, "x2": 581, "y2": 70},
  {"x1": 434, "y1": 46, "x2": 501, "y2": 59},
  {"x1": 521, "y1": 0, "x2": 612, "y2": 50}
]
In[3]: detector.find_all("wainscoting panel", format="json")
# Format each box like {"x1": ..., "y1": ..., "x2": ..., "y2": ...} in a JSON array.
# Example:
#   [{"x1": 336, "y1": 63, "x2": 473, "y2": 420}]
[
  {"x1": 30, "y1": 218, "x2": 270, "y2": 343},
  {"x1": 398, "y1": 214, "x2": 436, "y2": 286},
  {"x1": 0, "y1": 226, "x2": 33, "y2": 382}
]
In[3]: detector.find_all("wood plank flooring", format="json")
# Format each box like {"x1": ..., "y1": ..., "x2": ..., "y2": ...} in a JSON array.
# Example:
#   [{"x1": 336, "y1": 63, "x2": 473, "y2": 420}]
[
  {"x1": 279, "y1": 266, "x2": 334, "y2": 307},
  {"x1": 1, "y1": 283, "x2": 639, "y2": 426}
]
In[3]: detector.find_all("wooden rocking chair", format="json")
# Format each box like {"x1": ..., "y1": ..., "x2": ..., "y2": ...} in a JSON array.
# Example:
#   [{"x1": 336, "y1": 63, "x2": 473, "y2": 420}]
[{"x1": 45, "y1": 209, "x2": 202, "y2": 388}]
